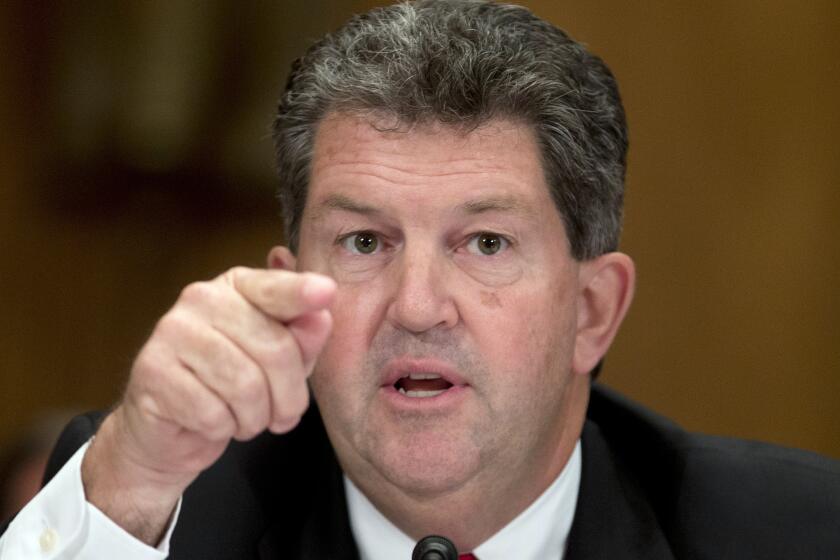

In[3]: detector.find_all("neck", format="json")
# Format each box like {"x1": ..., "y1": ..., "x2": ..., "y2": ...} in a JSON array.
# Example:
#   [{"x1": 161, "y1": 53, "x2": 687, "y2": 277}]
[{"x1": 349, "y1": 376, "x2": 591, "y2": 552}]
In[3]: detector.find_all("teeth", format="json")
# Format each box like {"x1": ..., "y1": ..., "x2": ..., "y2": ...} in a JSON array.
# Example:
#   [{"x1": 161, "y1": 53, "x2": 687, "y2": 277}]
[
  {"x1": 398, "y1": 387, "x2": 446, "y2": 398},
  {"x1": 407, "y1": 372, "x2": 442, "y2": 380}
]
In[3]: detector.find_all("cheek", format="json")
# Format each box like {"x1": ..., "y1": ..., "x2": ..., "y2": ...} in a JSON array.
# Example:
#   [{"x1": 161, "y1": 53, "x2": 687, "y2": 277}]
[
  {"x1": 453, "y1": 254, "x2": 524, "y2": 288},
  {"x1": 468, "y1": 278, "x2": 577, "y2": 388}
]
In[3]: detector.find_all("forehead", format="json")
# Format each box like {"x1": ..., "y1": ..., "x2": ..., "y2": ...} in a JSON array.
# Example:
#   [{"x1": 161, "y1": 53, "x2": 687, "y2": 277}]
[{"x1": 305, "y1": 113, "x2": 553, "y2": 215}]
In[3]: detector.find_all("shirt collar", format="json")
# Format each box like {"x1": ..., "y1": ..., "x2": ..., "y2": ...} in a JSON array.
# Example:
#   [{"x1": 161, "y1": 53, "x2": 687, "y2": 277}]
[{"x1": 345, "y1": 440, "x2": 581, "y2": 560}]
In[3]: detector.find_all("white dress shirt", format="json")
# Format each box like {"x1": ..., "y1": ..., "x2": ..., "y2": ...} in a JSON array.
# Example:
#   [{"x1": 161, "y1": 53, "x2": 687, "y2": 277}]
[
  {"x1": 0, "y1": 441, "x2": 178, "y2": 560},
  {"x1": 0, "y1": 439, "x2": 580, "y2": 560},
  {"x1": 347, "y1": 440, "x2": 581, "y2": 560}
]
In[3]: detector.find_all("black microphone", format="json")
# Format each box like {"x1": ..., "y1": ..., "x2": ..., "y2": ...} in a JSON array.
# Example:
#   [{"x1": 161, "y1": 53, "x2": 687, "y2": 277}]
[{"x1": 412, "y1": 535, "x2": 458, "y2": 560}]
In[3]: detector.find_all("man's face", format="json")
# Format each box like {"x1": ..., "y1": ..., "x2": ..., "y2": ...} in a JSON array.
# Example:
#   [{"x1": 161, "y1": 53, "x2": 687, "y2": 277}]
[{"x1": 296, "y1": 113, "x2": 584, "y2": 498}]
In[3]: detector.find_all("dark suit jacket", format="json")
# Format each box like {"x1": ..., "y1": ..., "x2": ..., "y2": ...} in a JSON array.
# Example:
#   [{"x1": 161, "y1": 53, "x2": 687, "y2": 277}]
[{"x1": 22, "y1": 385, "x2": 840, "y2": 559}]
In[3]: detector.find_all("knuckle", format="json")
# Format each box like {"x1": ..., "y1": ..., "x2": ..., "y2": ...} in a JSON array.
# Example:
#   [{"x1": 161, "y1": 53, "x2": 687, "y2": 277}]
[
  {"x1": 131, "y1": 344, "x2": 170, "y2": 386},
  {"x1": 202, "y1": 332, "x2": 229, "y2": 364},
  {"x1": 131, "y1": 346, "x2": 158, "y2": 377},
  {"x1": 211, "y1": 418, "x2": 237, "y2": 441},
  {"x1": 265, "y1": 330, "x2": 301, "y2": 368},
  {"x1": 221, "y1": 266, "x2": 249, "y2": 288},
  {"x1": 155, "y1": 310, "x2": 191, "y2": 339},
  {"x1": 197, "y1": 404, "x2": 229, "y2": 435},
  {"x1": 270, "y1": 415, "x2": 302, "y2": 434},
  {"x1": 237, "y1": 419, "x2": 264, "y2": 441},
  {"x1": 231, "y1": 367, "x2": 264, "y2": 403},
  {"x1": 179, "y1": 281, "x2": 216, "y2": 306},
  {"x1": 274, "y1": 383, "x2": 310, "y2": 420},
  {"x1": 255, "y1": 281, "x2": 280, "y2": 305},
  {"x1": 217, "y1": 266, "x2": 250, "y2": 291},
  {"x1": 235, "y1": 408, "x2": 269, "y2": 440},
  {"x1": 291, "y1": 390, "x2": 310, "y2": 417}
]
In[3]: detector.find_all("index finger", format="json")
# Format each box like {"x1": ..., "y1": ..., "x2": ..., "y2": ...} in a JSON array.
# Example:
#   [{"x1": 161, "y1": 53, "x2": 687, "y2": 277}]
[{"x1": 226, "y1": 268, "x2": 336, "y2": 321}]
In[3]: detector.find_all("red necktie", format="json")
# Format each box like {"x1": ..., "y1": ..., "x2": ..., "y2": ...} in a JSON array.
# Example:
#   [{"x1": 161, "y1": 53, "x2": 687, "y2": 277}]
[{"x1": 459, "y1": 555, "x2": 478, "y2": 560}]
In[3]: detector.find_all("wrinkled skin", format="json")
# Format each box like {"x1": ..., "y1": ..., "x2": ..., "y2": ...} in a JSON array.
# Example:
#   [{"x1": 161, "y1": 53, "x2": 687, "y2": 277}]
[{"x1": 288, "y1": 113, "x2": 634, "y2": 548}]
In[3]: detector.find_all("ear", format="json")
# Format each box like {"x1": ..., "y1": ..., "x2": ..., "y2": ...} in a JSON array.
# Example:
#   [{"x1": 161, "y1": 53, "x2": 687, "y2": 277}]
[
  {"x1": 572, "y1": 252, "x2": 636, "y2": 376},
  {"x1": 267, "y1": 246, "x2": 297, "y2": 271}
]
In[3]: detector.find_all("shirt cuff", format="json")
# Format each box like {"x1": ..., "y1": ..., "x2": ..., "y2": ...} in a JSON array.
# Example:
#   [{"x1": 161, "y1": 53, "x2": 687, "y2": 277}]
[{"x1": 0, "y1": 440, "x2": 181, "y2": 559}]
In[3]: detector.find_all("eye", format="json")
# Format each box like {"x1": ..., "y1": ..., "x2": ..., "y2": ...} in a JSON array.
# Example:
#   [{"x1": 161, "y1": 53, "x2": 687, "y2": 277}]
[
  {"x1": 340, "y1": 231, "x2": 380, "y2": 255},
  {"x1": 467, "y1": 232, "x2": 509, "y2": 256}
]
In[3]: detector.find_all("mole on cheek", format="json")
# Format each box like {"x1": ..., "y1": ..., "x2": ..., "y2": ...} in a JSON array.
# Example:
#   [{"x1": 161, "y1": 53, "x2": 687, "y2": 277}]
[{"x1": 480, "y1": 290, "x2": 502, "y2": 309}]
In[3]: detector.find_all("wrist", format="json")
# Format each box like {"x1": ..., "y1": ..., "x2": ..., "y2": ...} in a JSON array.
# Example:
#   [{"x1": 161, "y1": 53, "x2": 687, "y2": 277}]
[{"x1": 81, "y1": 411, "x2": 187, "y2": 545}]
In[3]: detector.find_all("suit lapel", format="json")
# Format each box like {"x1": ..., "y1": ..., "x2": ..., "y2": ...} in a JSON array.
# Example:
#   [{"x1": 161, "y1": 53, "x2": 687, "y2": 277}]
[
  {"x1": 256, "y1": 411, "x2": 360, "y2": 560},
  {"x1": 256, "y1": 389, "x2": 676, "y2": 560},
  {"x1": 565, "y1": 421, "x2": 674, "y2": 560},
  {"x1": 256, "y1": 475, "x2": 359, "y2": 560}
]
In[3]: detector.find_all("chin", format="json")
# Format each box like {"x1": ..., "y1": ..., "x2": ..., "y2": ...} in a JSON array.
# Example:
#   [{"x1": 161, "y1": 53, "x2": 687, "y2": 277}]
[{"x1": 368, "y1": 428, "x2": 482, "y2": 498}]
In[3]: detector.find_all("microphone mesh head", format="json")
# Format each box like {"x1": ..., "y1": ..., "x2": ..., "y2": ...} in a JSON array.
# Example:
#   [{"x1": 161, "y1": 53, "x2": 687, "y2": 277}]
[{"x1": 412, "y1": 535, "x2": 458, "y2": 560}]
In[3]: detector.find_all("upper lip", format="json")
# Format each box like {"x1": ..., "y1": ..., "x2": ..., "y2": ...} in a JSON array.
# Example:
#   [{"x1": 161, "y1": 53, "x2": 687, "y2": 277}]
[{"x1": 381, "y1": 357, "x2": 468, "y2": 388}]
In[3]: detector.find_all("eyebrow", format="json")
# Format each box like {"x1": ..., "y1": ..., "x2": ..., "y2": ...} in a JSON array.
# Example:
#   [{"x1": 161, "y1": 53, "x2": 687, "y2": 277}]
[
  {"x1": 309, "y1": 193, "x2": 537, "y2": 221},
  {"x1": 456, "y1": 196, "x2": 537, "y2": 218},
  {"x1": 308, "y1": 194, "x2": 383, "y2": 221}
]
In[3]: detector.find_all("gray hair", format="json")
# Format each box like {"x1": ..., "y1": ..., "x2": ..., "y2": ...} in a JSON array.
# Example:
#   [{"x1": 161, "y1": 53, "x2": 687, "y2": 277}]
[{"x1": 273, "y1": 0, "x2": 628, "y2": 260}]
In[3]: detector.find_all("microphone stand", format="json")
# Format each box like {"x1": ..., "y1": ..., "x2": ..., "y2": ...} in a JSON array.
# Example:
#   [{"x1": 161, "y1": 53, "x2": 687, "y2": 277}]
[{"x1": 412, "y1": 535, "x2": 459, "y2": 560}]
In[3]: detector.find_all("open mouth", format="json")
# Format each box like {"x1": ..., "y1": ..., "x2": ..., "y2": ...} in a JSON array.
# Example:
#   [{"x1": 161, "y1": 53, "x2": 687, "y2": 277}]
[{"x1": 393, "y1": 373, "x2": 454, "y2": 398}]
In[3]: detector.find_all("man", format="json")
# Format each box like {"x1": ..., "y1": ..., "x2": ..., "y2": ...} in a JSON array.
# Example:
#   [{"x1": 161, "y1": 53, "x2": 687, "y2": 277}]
[{"x1": 2, "y1": 1, "x2": 839, "y2": 558}]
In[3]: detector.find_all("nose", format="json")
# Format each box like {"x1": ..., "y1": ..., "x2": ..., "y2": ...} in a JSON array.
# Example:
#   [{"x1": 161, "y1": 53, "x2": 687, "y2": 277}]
[{"x1": 385, "y1": 243, "x2": 459, "y2": 334}]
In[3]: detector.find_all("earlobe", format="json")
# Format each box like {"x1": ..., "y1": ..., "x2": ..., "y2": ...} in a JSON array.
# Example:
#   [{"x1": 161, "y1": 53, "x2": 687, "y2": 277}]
[
  {"x1": 267, "y1": 246, "x2": 297, "y2": 271},
  {"x1": 572, "y1": 252, "x2": 636, "y2": 376}
]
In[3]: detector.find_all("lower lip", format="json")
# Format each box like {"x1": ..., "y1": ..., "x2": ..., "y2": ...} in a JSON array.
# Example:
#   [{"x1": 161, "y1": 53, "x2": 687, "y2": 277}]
[{"x1": 379, "y1": 384, "x2": 469, "y2": 410}]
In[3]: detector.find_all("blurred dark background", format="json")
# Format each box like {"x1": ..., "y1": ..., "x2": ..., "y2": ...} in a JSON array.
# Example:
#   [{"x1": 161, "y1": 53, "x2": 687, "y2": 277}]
[{"x1": 1, "y1": 1, "x2": 838, "y2": 506}]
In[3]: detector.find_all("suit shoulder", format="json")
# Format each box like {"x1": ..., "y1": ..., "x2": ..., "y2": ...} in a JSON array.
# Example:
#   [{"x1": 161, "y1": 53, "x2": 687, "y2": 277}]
[
  {"x1": 587, "y1": 384, "x2": 840, "y2": 558},
  {"x1": 672, "y1": 432, "x2": 840, "y2": 557}
]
